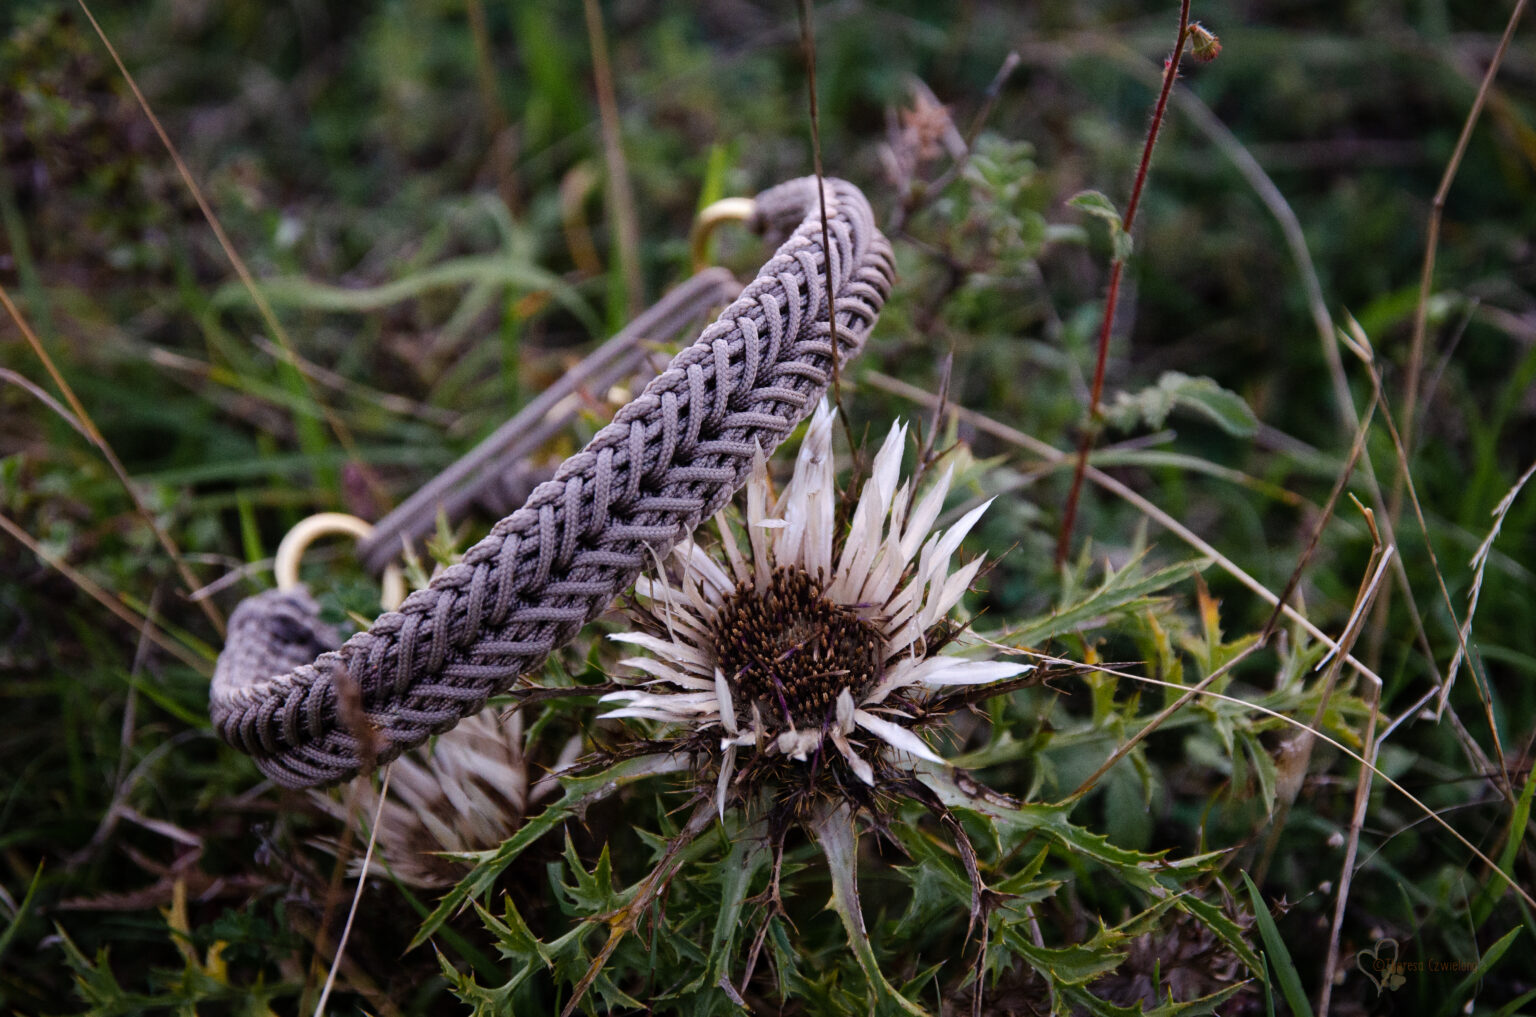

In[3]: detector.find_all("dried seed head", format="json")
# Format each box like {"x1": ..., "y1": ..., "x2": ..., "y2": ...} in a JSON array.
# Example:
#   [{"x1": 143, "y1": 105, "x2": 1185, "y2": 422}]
[
  {"x1": 899, "y1": 91, "x2": 954, "y2": 164},
  {"x1": 712, "y1": 565, "x2": 884, "y2": 727}
]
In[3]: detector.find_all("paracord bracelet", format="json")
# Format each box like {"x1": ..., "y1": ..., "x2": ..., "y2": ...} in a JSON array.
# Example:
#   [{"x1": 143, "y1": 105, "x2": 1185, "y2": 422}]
[{"x1": 211, "y1": 177, "x2": 894, "y2": 788}]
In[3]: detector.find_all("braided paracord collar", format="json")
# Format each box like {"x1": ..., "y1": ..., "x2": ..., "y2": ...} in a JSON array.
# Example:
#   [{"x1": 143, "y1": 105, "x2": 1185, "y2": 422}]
[{"x1": 211, "y1": 177, "x2": 894, "y2": 788}]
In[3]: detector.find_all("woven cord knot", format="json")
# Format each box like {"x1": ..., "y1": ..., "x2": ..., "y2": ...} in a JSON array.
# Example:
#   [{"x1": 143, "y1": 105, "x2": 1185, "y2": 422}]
[{"x1": 211, "y1": 177, "x2": 894, "y2": 787}]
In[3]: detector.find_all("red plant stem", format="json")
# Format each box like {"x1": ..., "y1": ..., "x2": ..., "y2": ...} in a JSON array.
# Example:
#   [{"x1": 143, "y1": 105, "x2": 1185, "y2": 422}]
[{"x1": 1055, "y1": 2, "x2": 1193, "y2": 567}]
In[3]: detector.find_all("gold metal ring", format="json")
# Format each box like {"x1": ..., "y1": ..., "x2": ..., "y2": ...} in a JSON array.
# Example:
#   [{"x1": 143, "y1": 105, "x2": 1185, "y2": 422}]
[
  {"x1": 689, "y1": 197, "x2": 757, "y2": 274},
  {"x1": 274, "y1": 512, "x2": 407, "y2": 611}
]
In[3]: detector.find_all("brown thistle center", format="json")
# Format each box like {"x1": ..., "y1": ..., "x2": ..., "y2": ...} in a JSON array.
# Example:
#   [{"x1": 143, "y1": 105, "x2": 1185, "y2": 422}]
[{"x1": 711, "y1": 565, "x2": 884, "y2": 727}]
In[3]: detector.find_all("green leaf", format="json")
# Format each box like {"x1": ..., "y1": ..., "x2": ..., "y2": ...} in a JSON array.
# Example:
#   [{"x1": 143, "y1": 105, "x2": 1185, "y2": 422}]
[
  {"x1": 1242, "y1": 872, "x2": 1313, "y2": 1017},
  {"x1": 1069, "y1": 189, "x2": 1133, "y2": 260},
  {"x1": 1069, "y1": 190, "x2": 1123, "y2": 228},
  {"x1": 410, "y1": 752, "x2": 688, "y2": 951},
  {"x1": 891, "y1": 828, "x2": 973, "y2": 930},
  {"x1": 1068, "y1": 982, "x2": 1246, "y2": 1016},
  {"x1": 56, "y1": 925, "x2": 130, "y2": 1007},
  {"x1": 483, "y1": 895, "x2": 544, "y2": 956},
  {"x1": 1009, "y1": 554, "x2": 1208, "y2": 648},
  {"x1": 450, "y1": 901, "x2": 547, "y2": 1005},
  {"x1": 1180, "y1": 888, "x2": 1263, "y2": 976},
  {"x1": 994, "y1": 846, "x2": 1055, "y2": 896},
  {"x1": 439, "y1": 950, "x2": 522, "y2": 1016},
  {"x1": 1165, "y1": 374, "x2": 1260, "y2": 437},
  {"x1": 1105, "y1": 372, "x2": 1259, "y2": 438},
  {"x1": 1492, "y1": 988, "x2": 1536, "y2": 1017},
  {"x1": 999, "y1": 927, "x2": 1126, "y2": 987},
  {"x1": 697, "y1": 826, "x2": 771, "y2": 992},
  {"x1": 1238, "y1": 729, "x2": 1279, "y2": 815},
  {"x1": 921, "y1": 767, "x2": 1256, "y2": 988},
  {"x1": 212, "y1": 252, "x2": 599, "y2": 335},
  {"x1": 1103, "y1": 764, "x2": 1154, "y2": 850},
  {"x1": 919, "y1": 768, "x2": 1173, "y2": 883},
  {"x1": 558, "y1": 836, "x2": 622, "y2": 912}
]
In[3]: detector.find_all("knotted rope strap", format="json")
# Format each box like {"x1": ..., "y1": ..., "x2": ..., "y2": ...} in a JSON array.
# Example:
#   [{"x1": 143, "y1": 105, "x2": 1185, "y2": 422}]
[{"x1": 212, "y1": 177, "x2": 895, "y2": 788}]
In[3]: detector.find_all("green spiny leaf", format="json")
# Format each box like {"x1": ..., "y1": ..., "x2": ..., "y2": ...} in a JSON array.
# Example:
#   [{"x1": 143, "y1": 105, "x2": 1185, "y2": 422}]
[
  {"x1": 1009, "y1": 554, "x2": 1209, "y2": 649},
  {"x1": 411, "y1": 752, "x2": 688, "y2": 951}
]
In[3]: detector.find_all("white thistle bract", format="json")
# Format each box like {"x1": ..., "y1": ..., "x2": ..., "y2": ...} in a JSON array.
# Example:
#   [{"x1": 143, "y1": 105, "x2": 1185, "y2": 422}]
[{"x1": 600, "y1": 401, "x2": 1031, "y2": 815}]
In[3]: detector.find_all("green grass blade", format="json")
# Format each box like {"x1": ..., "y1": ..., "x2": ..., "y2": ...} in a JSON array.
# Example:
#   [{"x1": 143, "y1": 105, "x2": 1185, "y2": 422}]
[
  {"x1": 1242, "y1": 872, "x2": 1312, "y2": 1017},
  {"x1": 1431, "y1": 925, "x2": 1523, "y2": 1017},
  {"x1": 0, "y1": 861, "x2": 43, "y2": 964},
  {"x1": 1472, "y1": 766, "x2": 1534, "y2": 929},
  {"x1": 1492, "y1": 987, "x2": 1536, "y2": 1017}
]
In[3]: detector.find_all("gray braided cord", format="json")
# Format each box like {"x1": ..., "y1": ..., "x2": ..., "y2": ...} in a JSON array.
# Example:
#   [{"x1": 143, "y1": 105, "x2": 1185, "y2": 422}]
[{"x1": 211, "y1": 177, "x2": 894, "y2": 788}]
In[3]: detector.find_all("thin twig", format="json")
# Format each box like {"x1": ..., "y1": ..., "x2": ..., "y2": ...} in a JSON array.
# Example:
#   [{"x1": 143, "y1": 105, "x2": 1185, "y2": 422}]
[
  {"x1": 891, "y1": 50, "x2": 1022, "y2": 233},
  {"x1": 464, "y1": 0, "x2": 517, "y2": 213},
  {"x1": 1447, "y1": 456, "x2": 1536, "y2": 702},
  {"x1": 304, "y1": 666, "x2": 382, "y2": 1014},
  {"x1": 1093, "y1": 40, "x2": 1447, "y2": 719},
  {"x1": 1061, "y1": 640, "x2": 1265, "y2": 804},
  {"x1": 115, "y1": 586, "x2": 160, "y2": 792},
  {"x1": 1400, "y1": 0, "x2": 1529, "y2": 450},
  {"x1": 1253, "y1": 527, "x2": 1394, "y2": 887},
  {"x1": 1, "y1": 281, "x2": 225, "y2": 635},
  {"x1": 1381, "y1": 0, "x2": 1528, "y2": 698},
  {"x1": 1325, "y1": 320, "x2": 1512, "y2": 791},
  {"x1": 1370, "y1": 385, "x2": 1510, "y2": 783},
  {"x1": 249, "y1": 338, "x2": 459, "y2": 427},
  {"x1": 313, "y1": 766, "x2": 393, "y2": 1017},
  {"x1": 1320, "y1": 718, "x2": 1390, "y2": 1017},
  {"x1": 582, "y1": 0, "x2": 644, "y2": 321},
  {"x1": 0, "y1": 510, "x2": 208, "y2": 671},
  {"x1": 1057, "y1": 1, "x2": 1193, "y2": 565},
  {"x1": 1162, "y1": 83, "x2": 1345, "y2": 431},
  {"x1": 866, "y1": 370, "x2": 1387, "y2": 688},
  {"x1": 75, "y1": 0, "x2": 388, "y2": 512},
  {"x1": 797, "y1": 0, "x2": 854, "y2": 455},
  {"x1": 1259, "y1": 367, "x2": 1380, "y2": 644},
  {"x1": 0, "y1": 367, "x2": 95, "y2": 443},
  {"x1": 560, "y1": 803, "x2": 717, "y2": 1017},
  {"x1": 1012, "y1": 652, "x2": 1536, "y2": 913}
]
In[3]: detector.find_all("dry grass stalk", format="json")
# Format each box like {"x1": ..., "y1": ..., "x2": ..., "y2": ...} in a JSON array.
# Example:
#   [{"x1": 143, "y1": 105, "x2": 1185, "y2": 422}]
[{"x1": 75, "y1": 0, "x2": 386, "y2": 512}]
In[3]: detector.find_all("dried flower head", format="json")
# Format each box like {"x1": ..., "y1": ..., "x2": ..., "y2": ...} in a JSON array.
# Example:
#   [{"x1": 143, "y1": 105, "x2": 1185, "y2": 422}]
[
  {"x1": 599, "y1": 401, "x2": 1031, "y2": 817},
  {"x1": 1188, "y1": 23, "x2": 1222, "y2": 63},
  {"x1": 311, "y1": 708, "x2": 579, "y2": 886},
  {"x1": 881, "y1": 78, "x2": 963, "y2": 192}
]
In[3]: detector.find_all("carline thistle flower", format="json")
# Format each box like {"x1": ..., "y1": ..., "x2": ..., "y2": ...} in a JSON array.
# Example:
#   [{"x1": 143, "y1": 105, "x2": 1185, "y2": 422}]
[{"x1": 599, "y1": 401, "x2": 1032, "y2": 817}]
